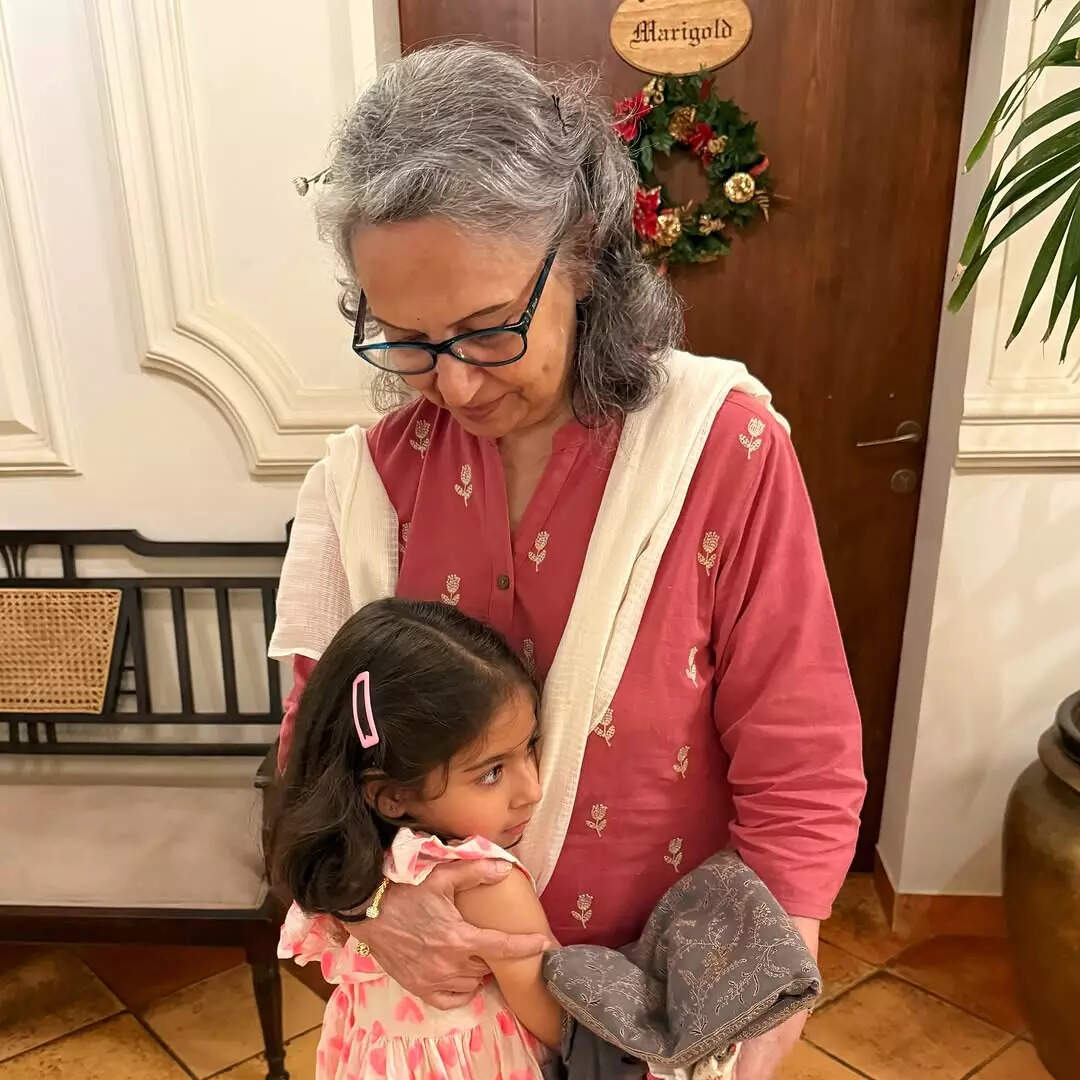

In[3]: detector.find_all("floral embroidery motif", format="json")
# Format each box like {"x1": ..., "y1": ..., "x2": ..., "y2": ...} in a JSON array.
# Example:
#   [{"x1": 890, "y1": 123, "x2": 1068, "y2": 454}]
[
  {"x1": 399, "y1": 522, "x2": 411, "y2": 557},
  {"x1": 738, "y1": 416, "x2": 766, "y2": 459},
  {"x1": 410, "y1": 419, "x2": 432, "y2": 455},
  {"x1": 673, "y1": 745, "x2": 690, "y2": 779},
  {"x1": 521, "y1": 638, "x2": 536, "y2": 676},
  {"x1": 528, "y1": 530, "x2": 550, "y2": 572},
  {"x1": 441, "y1": 573, "x2": 461, "y2": 607},
  {"x1": 686, "y1": 646, "x2": 699, "y2": 686},
  {"x1": 665, "y1": 837, "x2": 684, "y2": 872},
  {"x1": 572, "y1": 893, "x2": 593, "y2": 929},
  {"x1": 454, "y1": 464, "x2": 473, "y2": 507},
  {"x1": 586, "y1": 804, "x2": 608, "y2": 838},
  {"x1": 697, "y1": 531, "x2": 720, "y2": 574},
  {"x1": 593, "y1": 708, "x2": 615, "y2": 747}
]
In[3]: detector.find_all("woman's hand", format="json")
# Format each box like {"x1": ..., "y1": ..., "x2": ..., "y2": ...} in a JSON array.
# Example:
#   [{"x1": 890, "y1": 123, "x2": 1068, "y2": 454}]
[
  {"x1": 732, "y1": 1009, "x2": 807, "y2": 1080},
  {"x1": 342, "y1": 860, "x2": 550, "y2": 1010},
  {"x1": 734, "y1": 914, "x2": 819, "y2": 1080}
]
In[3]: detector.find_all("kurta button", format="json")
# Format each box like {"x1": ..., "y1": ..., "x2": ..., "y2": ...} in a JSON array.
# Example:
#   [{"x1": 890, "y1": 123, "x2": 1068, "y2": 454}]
[{"x1": 496, "y1": 574, "x2": 511, "y2": 590}]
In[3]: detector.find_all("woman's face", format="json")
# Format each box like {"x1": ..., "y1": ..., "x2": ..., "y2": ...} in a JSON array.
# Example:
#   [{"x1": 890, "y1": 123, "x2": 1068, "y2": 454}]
[{"x1": 349, "y1": 218, "x2": 580, "y2": 439}]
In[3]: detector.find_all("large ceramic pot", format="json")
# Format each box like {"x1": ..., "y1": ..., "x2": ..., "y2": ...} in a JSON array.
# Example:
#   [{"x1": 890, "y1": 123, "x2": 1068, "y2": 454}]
[{"x1": 1002, "y1": 691, "x2": 1080, "y2": 1080}]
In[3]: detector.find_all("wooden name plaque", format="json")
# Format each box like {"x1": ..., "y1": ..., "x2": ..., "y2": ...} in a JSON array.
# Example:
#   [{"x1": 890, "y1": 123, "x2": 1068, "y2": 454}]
[{"x1": 610, "y1": 0, "x2": 753, "y2": 75}]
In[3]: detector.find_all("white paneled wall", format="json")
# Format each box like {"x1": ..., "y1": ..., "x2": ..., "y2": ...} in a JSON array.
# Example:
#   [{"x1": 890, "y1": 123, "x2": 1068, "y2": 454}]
[
  {"x1": 1, "y1": 0, "x2": 398, "y2": 538},
  {"x1": 0, "y1": 6, "x2": 75, "y2": 474}
]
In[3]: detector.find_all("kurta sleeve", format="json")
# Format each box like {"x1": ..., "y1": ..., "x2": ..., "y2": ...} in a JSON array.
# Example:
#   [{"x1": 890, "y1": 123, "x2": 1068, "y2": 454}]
[{"x1": 710, "y1": 411, "x2": 866, "y2": 921}]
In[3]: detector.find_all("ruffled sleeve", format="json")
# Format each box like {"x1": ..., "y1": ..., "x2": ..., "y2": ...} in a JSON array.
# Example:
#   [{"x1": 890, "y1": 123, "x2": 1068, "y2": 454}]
[
  {"x1": 277, "y1": 902, "x2": 386, "y2": 986},
  {"x1": 385, "y1": 828, "x2": 533, "y2": 888},
  {"x1": 278, "y1": 831, "x2": 532, "y2": 987}
]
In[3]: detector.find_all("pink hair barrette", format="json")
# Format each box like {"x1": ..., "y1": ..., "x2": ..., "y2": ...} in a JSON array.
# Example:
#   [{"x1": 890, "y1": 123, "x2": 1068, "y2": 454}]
[{"x1": 351, "y1": 671, "x2": 379, "y2": 748}]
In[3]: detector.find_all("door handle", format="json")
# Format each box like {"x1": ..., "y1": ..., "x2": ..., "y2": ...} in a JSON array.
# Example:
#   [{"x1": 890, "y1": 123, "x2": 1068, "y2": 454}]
[{"x1": 856, "y1": 420, "x2": 923, "y2": 448}]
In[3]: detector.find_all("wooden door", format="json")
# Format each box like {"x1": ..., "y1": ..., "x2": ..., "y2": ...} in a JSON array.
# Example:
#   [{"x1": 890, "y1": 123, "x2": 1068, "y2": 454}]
[{"x1": 399, "y1": 0, "x2": 975, "y2": 869}]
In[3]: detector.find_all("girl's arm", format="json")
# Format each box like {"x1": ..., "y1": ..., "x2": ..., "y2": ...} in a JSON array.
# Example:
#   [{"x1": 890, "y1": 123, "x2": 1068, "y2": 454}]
[{"x1": 454, "y1": 868, "x2": 563, "y2": 1050}]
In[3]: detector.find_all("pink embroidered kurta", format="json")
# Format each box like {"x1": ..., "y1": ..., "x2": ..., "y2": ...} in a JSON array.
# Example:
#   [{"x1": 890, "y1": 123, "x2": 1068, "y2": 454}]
[
  {"x1": 278, "y1": 391, "x2": 865, "y2": 944},
  {"x1": 279, "y1": 829, "x2": 547, "y2": 1079}
]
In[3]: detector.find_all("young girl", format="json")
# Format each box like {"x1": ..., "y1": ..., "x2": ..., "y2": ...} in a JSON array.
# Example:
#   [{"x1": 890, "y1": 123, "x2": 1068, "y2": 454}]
[{"x1": 270, "y1": 597, "x2": 561, "y2": 1079}]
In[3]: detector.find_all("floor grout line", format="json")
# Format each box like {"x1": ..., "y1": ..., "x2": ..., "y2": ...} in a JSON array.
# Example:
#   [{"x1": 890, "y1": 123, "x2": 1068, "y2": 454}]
[
  {"x1": 884, "y1": 965, "x2": 1025, "y2": 1036},
  {"x1": 876, "y1": 968, "x2": 1018, "y2": 1038},
  {"x1": 799, "y1": 1037, "x2": 876, "y2": 1078},
  {"x1": 204, "y1": 1022, "x2": 324, "y2": 1079},
  {"x1": 131, "y1": 961, "x2": 253, "y2": 1014},
  {"x1": 0, "y1": 1013, "x2": 130, "y2": 1071},
  {"x1": 958, "y1": 1035, "x2": 1022, "y2": 1079},
  {"x1": 127, "y1": 1008, "x2": 199, "y2": 1079}
]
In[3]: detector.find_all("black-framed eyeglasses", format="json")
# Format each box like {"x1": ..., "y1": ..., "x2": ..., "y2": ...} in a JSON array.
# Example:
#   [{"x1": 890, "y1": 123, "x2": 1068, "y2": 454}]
[{"x1": 352, "y1": 250, "x2": 557, "y2": 375}]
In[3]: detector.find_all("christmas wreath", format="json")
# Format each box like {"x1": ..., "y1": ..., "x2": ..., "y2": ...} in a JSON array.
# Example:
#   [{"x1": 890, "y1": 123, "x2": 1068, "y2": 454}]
[{"x1": 613, "y1": 73, "x2": 771, "y2": 267}]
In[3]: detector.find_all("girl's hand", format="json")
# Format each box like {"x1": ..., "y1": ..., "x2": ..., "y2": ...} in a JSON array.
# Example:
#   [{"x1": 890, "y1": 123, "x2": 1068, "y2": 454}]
[{"x1": 342, "y1": 859, "x2": 550, "y2": 1010}]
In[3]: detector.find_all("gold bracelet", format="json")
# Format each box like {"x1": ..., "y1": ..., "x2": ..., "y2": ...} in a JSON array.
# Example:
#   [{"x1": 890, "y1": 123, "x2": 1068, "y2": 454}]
[{"x1": 365, "y1": 876, "x2": 390, "y2": 919}]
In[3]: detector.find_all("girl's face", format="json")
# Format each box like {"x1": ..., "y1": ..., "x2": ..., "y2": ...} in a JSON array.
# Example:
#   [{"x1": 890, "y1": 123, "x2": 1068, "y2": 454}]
[
  {"x1": 349, "y1": 218, "x2": 580, "y2": 440},
  {"x1": 387, "y1": 685, "x2": 542, "y2": 850}
]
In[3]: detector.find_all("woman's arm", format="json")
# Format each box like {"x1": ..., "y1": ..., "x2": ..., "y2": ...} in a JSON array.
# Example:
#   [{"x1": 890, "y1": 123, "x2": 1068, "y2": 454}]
[
  {"x1": 734, "y1": 916, "x2": 818, "y2": 1080},
  {"x1": 710, "y1": 402, "x2": 866, "y2": 921},
  {"x1": 454, "y1": 868, "x2": 563, "y2": 1050},
  {"x1": 346, "y1": 861, "x2": 550, "y2": 1011}
]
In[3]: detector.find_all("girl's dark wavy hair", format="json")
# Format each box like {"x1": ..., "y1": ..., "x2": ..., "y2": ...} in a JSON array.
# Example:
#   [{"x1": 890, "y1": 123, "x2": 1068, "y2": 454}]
[{"x1": 268, "y1": 597, "x2": 534, "y2": 917}]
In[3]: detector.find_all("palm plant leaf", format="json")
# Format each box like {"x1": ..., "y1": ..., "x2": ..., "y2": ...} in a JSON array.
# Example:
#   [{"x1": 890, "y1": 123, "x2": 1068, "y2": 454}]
[
  {"x1": 950, "y1": 163, "x2": 1080, "y2": 313},
  {"x1": 1008, "y1": 185, "x2": 1079, "y2": 344},
  {"x1": 1046, "y1": 179, "x2": 1080, "y2": 336},
  {"x1": 950, "y1": 3, "x2": 1080, "y2": 358}
]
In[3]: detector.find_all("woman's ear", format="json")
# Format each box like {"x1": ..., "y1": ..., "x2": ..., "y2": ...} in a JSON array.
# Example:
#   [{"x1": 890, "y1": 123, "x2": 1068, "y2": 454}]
[{"x1": 362, "y1": 778, "x2": 408, "y2": 821}]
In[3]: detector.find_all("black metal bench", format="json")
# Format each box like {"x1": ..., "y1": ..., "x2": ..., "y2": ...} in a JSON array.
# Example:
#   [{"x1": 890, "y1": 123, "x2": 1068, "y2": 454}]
[{"x1": 0, "y1": 529, "x2": 292, "y2": 1079}]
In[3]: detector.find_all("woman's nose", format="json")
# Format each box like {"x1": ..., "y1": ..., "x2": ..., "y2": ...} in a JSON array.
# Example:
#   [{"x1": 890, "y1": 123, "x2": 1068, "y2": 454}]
[{"x1": 435, "y1": 355, "x2": 486, "y2": 407}]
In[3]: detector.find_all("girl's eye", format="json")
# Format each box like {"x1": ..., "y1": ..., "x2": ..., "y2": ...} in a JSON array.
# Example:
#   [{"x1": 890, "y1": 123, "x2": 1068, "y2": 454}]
[{"x1": 477, "y1": 764, "x2": 503, "y2": 787}]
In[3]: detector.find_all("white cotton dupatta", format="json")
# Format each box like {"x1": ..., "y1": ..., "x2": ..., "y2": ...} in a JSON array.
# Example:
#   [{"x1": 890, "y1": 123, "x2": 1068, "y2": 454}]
[{"x1": 269, "y1": 350, "x2": 785, "y2": 892}]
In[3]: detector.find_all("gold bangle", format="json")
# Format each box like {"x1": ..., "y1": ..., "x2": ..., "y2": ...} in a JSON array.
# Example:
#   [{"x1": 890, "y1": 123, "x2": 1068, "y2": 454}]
[{"x1": 365, "y1": 877, "x2": 390, "y2": 919}]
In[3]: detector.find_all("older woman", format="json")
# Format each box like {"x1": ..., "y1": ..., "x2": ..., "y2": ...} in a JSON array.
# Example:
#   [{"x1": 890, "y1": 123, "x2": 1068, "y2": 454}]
[{"x1": 270, "y1": 43, "x2": 865, "y2": 1079}]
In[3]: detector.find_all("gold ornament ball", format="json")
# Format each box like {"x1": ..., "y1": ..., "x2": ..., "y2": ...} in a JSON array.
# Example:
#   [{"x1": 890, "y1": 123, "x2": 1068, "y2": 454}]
[
  {"x1": 655, "y1": 210, "x2": 683, "y2": 248},
  {"x1": 724, "y1": 172, "x2": 756, "y2": 204},
  {"x1": 706, "y1": 135, "x2": 728, "y2": 156},
  {"x1": 668, "y1": 106, "x2": 697, "y2": 142}
]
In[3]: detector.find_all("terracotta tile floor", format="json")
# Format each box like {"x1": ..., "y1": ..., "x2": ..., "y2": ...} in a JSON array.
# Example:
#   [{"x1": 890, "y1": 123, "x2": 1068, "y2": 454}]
[{"x1": 0, "y1": 876, "x2": 1057, "y2": 1079}]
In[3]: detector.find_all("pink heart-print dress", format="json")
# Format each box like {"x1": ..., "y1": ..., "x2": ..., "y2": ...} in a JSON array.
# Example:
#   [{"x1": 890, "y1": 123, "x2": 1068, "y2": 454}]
[{"x1": 278, "y1": 828, "x2": 549, "y2": 1080}]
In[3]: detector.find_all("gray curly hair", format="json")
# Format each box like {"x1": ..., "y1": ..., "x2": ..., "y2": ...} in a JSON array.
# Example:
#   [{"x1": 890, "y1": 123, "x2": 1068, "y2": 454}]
[{"x1": 316, "y1": 42, "x2": 682, "y2": 422}]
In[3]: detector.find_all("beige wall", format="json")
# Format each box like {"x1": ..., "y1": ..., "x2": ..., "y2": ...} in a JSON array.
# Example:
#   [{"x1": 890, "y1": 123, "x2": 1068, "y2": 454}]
[{"x1": 880, "y1": 0, "x2": 1080, "y2": 896}]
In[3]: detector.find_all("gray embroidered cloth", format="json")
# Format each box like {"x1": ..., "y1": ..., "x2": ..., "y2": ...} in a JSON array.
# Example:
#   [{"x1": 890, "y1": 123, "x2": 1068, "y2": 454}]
[{"x1": 541, "y1": 850, "x2": 821, "y2": 1076}]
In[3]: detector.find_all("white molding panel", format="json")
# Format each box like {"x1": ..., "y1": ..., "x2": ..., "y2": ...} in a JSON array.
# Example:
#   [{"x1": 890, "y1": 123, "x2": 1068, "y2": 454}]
[
  {"x1": 90, "y1": 0, "x2": 395, "y2": 476},
  {"x1": 0, "y1": 8, "x2": 77, "y2": 475},
  {"x1": 956, "y1": 1, "x2": 1080, "y2": 469}
]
